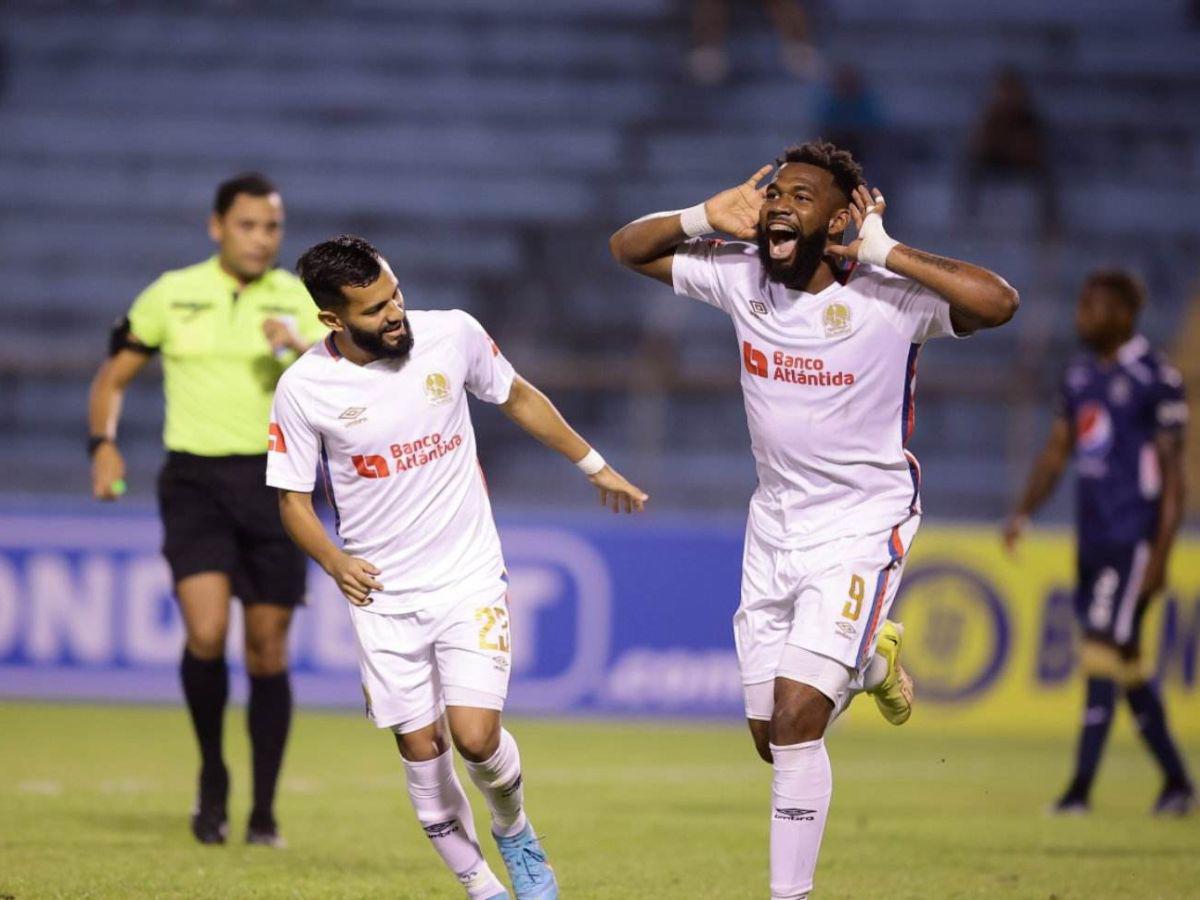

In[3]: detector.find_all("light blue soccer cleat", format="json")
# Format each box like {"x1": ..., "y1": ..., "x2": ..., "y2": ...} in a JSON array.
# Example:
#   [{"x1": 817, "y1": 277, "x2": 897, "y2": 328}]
[{"x1": 494, "y1": 822, "x2": 559, "y2": 899}]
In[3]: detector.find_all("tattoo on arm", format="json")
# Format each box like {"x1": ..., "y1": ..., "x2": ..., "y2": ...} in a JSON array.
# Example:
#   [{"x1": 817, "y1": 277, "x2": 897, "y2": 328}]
[{"x1": 898, "y1": 246, "x2": 960, "y2": 273}]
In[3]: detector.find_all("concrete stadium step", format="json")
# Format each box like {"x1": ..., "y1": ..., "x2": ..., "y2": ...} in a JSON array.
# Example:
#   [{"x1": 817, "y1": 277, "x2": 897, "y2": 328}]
[
  {"x1": 1, "y1": 115, "x2": 626, "y2": 176},
  {"x1": 7, "y1": 12, "x2": 670, "y2": 75},
  {"x1": 0, "y1": 165, "x2": 604, "y2": 224},
  {"x1": 5, "y1": 66, "x2": 664, "y2": 125},
  {"x1": 0, "y1": 218, "x2": 528, "y2": 282}
]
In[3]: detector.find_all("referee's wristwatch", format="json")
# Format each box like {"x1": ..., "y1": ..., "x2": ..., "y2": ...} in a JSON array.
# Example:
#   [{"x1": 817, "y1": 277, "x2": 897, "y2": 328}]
[{"x1": 87, "y1": 436, "x2": 114, "y2": 458}]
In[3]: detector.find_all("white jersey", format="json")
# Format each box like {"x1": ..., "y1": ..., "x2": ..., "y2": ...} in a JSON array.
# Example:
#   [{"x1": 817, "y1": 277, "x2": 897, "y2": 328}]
[
  {"x1": 672, "y1": 239, "x2": 961, "y2": 548},
  {"x1": 266, "y1": 309, "x2": 516, "y2": 615}
]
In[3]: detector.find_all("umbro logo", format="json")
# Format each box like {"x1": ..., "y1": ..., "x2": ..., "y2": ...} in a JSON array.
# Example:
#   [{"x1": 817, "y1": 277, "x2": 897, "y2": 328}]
[
  {"x1": 749, "y1": 299, "x2": 769, "y2": 316},
  {"x1": 423, "y1": 819, "x2": 461, "y2": 839},
  {"x1": 774, "y1": 808, "x2": 817, "y2": 821},
  {"x1": 339, "y1": 406, "x2": 368, "y2": 427}
]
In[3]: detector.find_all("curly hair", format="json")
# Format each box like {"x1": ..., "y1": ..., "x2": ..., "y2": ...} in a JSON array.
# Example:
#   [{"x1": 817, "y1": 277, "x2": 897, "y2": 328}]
[
  {"x1": 296, "y1": 235, "x2": 384, "y2": 311},
  {"x1": 776, "y1": 141, "x2": 864, "y2": 201},
  {"x1": 1083, "y1": 268, "x2": 1146, "y2": 313}
]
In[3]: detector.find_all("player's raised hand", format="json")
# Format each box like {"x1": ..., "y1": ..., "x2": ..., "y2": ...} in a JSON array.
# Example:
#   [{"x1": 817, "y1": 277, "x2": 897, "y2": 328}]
[
  {"x1": 826, "y1": 184, "x2": 888, "y2": 262},
  {"x1": 703, "y1": 164, "x2": 774, "y2": 240},
  {"x1": 91, "y1": 440, "x2": 126, "y2": 501},
  {"x1": 589, "y1": 465, "x2": 649, "y2": 514},
  {"x1": 328, "y1": 553, "x2": 384, "y2": 606}
]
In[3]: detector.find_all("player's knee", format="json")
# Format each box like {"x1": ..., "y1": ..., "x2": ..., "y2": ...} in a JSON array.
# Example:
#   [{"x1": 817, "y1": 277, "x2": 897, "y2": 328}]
[
  {"x1": 450, "y1": 719, "x2": 501, "y2": 763},
  {"x1": 747, "y1": 720, "x2": 773, "y2": 763},
  {"x1": 185, "y1": 626, "x2": 227, "y2": 661},
  {"x1": 244, "y1": 644, "x2": 288, "y2": 676},
  {"x1": 243, "y1": 632, "x2": 288, "y2": 676},
  {"x1": 770, "y1": 684, "x2": 832, "y2": 744},
  {"x1": 753, "y1": 733, "x2": 773, "y2": 763},
  {"x1": 243, "y1": 610, "x2": 292, "y2": 675}
]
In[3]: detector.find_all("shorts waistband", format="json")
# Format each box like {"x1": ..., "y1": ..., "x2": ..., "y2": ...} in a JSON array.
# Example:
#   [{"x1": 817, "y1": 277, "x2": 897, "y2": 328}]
[{"x1": 166, "y1": 450, "x2": 268, "y2": 466}]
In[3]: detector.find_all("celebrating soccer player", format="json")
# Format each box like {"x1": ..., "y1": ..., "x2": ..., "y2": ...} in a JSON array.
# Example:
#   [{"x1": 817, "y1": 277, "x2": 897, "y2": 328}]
[
  {"x1": 610, "y1": 141, "x2": 1018, "y2": 899},
  {"x1": 1005, "y1": 270, "x2": 1195, "y2": 816},
  {"x1": 271, "y1": 235, "x2": 647, "y2": 900},
  {"x1": 88, "y1": 173, "x2": 326, "y2": 847}
]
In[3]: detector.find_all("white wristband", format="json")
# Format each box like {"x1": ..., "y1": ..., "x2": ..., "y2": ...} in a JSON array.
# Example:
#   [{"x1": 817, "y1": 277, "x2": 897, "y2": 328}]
[
  {"x1": 679, "y1": 202, "x2": 713, "y2": 238},
  {"x1": 856, "y1": 211, "x2": 899, "y2": 269},
  {"x1": 575, "y1": 448, "x2": 606, "y2": 476}
]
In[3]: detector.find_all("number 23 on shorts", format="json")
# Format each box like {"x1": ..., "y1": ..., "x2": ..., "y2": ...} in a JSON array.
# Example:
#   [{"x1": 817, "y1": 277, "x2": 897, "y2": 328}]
[{"x1": 475, "y1": 604, "x2": 510, "y2": 653}]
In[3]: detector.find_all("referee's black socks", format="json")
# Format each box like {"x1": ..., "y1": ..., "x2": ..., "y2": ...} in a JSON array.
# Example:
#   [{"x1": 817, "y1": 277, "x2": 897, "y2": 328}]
[
  {"x1": 180, "y1": 649, "x2": 230, "y2": 811},
  {"x1": 248, "y1": 671, "x2": 292, "y2": 832}
]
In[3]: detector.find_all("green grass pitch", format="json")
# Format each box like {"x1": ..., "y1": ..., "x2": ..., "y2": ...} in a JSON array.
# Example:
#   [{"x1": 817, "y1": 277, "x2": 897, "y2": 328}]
[{"x1": 1, "y1": 701, "x2": 1197, "y2": 898}]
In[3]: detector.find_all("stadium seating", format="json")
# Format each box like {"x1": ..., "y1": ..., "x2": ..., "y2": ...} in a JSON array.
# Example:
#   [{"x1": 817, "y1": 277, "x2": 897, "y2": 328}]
[{"x1": 1, "y1": 0, "x2": 1197, "y2": 518}]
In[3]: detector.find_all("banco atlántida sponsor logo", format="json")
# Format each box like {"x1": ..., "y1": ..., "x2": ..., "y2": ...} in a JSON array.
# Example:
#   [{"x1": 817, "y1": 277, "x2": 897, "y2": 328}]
[
  {"x1": 742, "y1": 340, "x2": 856, "y2": 386},
  {"x1": 351, "y1": 431, "x2": 464, "y2": 478}
]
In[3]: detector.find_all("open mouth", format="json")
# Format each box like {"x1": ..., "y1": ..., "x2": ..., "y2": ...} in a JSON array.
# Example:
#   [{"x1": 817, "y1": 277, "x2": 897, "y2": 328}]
[
  {"x1": 382, "y1": 321, "x2": 406, "y2": 341},
  {"x1": 766, "y1": 221, "x2": 799, "y2": 260}
]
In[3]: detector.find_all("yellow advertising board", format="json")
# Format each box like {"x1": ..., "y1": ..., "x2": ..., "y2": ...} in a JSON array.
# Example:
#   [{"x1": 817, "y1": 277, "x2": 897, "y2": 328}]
[{"x1": 845, "y1": 524, "x2": 1200, "y2": 737}]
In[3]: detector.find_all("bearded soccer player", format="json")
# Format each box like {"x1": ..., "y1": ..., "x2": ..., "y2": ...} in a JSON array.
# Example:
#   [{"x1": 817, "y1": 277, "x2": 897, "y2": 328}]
[
  {"x1": 1004, "y1": 270, "x2": 1194, "y2": 816},
  {"x1": 610, "y1": 141, "x2": 1018, "y2": 899},
  {"x1": 271, "y1": 235, "x2": 647, "y2": 900}
]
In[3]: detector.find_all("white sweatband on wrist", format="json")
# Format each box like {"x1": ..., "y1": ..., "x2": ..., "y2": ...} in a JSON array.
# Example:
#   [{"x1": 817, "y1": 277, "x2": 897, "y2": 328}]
[
  {"x1": 574, "y1": 448, "x2": 606, "y2": 476},
  {"x1": 679, "y1": 202, "x2": 713, "y2": 238},
  {"x1": 856, "y1": 211, "x2": 899, "y2": 269}
]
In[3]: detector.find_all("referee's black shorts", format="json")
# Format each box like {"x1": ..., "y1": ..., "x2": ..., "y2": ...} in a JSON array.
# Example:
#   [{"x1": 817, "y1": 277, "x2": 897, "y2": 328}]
[{"x1": 157, "y1": 451, "x2": 306, "y2": 606}]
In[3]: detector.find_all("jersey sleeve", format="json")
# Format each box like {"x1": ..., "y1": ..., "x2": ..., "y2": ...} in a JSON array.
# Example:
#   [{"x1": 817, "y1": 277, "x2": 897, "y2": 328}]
[
  {"x1": 265, "y1": 378, "x2": 321, "y2": 492},
  {"x1": 1151, "y1": 360, "x2": 1188, "y2": 434},
  {"x1": 126, "y1": 276, "x2": 170, "y2": 349},
  {"x1": 457, "y1": 311, "x2": 516, "y2": 405},
  {"x1": 671, "y1": 238, "x2": 752, "y2": 314},
  {"x1": 867, "y1": 266, "x2": 960, "y2": 343}
]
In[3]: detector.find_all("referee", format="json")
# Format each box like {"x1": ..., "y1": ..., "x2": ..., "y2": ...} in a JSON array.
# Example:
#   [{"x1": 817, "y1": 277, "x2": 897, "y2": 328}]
[{"x1": 86, "y1": 173, "x2": 326, "y2": 847}]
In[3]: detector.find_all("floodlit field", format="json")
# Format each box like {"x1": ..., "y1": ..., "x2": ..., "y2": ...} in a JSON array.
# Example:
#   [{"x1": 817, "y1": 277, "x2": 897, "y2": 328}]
[{"x1": 1, "y1": 702, "x2": 1197, "y2": 899}]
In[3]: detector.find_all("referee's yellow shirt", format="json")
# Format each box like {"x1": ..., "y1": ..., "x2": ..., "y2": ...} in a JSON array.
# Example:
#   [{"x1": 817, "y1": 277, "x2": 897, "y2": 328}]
[{"x1": 127, "y1": 256, "x2": 327, "y2": 457}]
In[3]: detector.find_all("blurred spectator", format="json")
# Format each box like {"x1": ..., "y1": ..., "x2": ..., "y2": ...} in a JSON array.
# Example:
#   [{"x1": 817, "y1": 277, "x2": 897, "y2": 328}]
[
  {"x1": 964, "y1": 67, "x2": 1058, "y2": 232},
  {"x1": 816, "y1": 64, "x2": 884, "y2": 167},
  {"x1": 688, "y1": 0, "x2": 818, "y2": 85}
]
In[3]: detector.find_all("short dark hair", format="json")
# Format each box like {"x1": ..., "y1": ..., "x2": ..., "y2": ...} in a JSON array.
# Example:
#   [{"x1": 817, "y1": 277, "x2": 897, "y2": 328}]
[
  {"x1": 776, "y1": 140, "x2": 864, "y2": 201},
  {"x1": 1083, "y1": 268, "x2": 1146, "y2": 313},
  {"x1": 296, "y1": 235, "x2": 384, "y2": 311},
  {"x1": 213, "y1": 172, "x2": 278, "y2": 216}
]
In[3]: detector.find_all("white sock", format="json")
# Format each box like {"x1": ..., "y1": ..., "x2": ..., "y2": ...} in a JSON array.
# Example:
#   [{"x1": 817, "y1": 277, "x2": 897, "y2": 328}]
[
  {"x1": 404, "y1": 749, "x2": 505, "y2": 899},
  {"x1": 463, "y1": 727, "x2": 528, "y2": 838},
  {"x1": 769, "y1": 739, "x2": 832, "y2": 900},
  {"x1": 863, "y1": 652, "x2": 889, "y2": 692}
]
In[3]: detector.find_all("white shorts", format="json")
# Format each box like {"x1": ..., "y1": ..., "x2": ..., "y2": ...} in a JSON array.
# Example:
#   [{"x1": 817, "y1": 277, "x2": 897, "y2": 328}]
[
  {"x1": 348, "y1": 588, "x2": 513, "y2": 733},
  {"x1": 734, "y1": 516, "x2": 919, "y2": 720}
]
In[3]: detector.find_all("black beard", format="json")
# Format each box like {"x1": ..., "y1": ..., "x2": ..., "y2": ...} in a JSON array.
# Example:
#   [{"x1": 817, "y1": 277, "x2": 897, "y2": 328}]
[
  {"x1": 347, "y1": 319, "x2": 414, "y2": 360},
  {"x1": 757, "y1": 227, "x2": 828, "y2": 289}
]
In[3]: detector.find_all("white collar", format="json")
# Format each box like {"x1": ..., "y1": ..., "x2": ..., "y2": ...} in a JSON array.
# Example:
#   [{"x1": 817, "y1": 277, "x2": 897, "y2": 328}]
[{"x1": 1116, "y1": 334, "x2": 1149, "y2": 365}]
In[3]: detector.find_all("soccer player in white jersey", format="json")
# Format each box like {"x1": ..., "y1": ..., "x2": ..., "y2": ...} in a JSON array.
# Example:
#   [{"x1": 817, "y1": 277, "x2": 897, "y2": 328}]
[
  {"x1": 268, "y1": 235, "x2": 648, "y2": 900},
  {"x1": 610, "y1": 141, "x2": 1019, "y2": 899}
]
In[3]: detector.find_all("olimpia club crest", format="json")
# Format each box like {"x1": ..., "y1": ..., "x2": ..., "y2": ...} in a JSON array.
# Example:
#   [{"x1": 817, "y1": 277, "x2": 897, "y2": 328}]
[
  {"x1": 823, "y1": 302, "x2": 851, "y2": 337},
  {"x1": 424, "y1": 372, "x2": 451, "y2": 405}
]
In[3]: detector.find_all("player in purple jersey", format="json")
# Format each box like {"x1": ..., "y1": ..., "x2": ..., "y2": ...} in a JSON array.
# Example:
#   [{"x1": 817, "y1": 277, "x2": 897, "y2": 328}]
[{"x1": 1005, "y1": 269, "x2": 1194, "y2": 815}]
